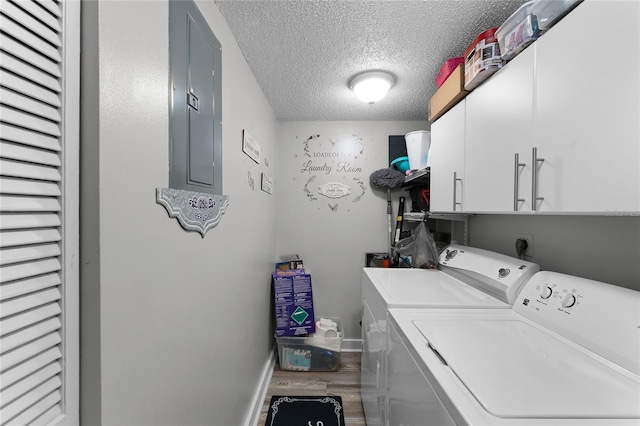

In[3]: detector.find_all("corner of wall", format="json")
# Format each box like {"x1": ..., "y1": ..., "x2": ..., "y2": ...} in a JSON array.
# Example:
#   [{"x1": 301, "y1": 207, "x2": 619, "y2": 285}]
[{"x1": 79, "y1": 1, "x2": 102, "y2": 423}]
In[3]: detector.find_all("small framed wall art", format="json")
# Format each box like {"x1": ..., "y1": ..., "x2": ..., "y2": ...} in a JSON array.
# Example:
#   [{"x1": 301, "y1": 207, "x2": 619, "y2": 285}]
[
  {"x1": 261, "y1": 173, "x2": 273, "y2": 194},
  {"x1": 242, "y1": 129, "x2": 261, "y2": 164}
]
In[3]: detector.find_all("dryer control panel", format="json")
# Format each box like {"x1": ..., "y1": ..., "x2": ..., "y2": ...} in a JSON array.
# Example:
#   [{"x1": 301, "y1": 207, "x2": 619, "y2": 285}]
[
  {"x1": 439, "y1": 244, "x2": 540, "y2": 304},
  {"x1": 514, "y1": 271, "x2": 640, "y2": 376}
]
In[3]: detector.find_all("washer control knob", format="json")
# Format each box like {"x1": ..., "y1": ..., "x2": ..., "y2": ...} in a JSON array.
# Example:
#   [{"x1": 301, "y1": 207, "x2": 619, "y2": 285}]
[
  {"x1": 561, "y1": 293, "x2": 576, "y2": 308},
  {"x1": 539, "y1": 286, "x2": 553, "y2": 299},
  {"x1": 445, "y1": 250, "x2": 458, "y2": 260}
]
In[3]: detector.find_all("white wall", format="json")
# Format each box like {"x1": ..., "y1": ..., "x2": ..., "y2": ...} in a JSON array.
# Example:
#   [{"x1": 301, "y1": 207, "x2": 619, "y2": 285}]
[
  {"x1": 276, "y1": 121, "x2": 429, "y2": 342},
  {"x1": 80, "y1": 1, "x2": 278, "y2": 424},
  {"x1": 469, "y1": 215, "x2": 640, "y2": 291}
]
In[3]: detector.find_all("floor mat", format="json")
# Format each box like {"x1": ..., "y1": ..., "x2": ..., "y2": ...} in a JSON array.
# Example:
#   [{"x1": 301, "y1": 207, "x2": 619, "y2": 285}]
[{"x1": 264, "y1": 395, "x2": 345, "y2": 426}]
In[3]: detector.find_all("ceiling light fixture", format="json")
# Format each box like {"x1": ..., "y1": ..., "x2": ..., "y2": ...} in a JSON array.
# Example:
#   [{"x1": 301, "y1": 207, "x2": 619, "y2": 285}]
[{"x1": 349, "y1": 71, "x2": 395, "y2": 104}]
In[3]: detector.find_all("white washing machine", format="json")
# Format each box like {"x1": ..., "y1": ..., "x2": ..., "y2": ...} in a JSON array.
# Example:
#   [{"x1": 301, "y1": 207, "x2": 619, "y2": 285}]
[
  {"x1": 361, "y1": 245, "x2": 539, "y2": 426},
  {"x1": 388, "y1": 271, "x2": 640, "y2": 425}
]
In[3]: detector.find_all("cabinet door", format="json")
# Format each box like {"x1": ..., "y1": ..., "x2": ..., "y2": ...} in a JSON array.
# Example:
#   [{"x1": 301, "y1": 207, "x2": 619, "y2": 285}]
[
  {"x1": 429, "y1": 101, "x2": 466, "y2": 212},
  {"x1": 535, "y1": 0, "x2": 640, "y2": 212},
  {"x1": 464, "y1": 46, "x2": 535, "y2": 212}
]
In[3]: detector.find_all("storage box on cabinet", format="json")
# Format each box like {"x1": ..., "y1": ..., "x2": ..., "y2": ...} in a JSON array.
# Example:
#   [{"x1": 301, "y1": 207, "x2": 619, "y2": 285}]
[
  {"x1": 496, "y1": 0, "x2": 582, "y2": 61},
  {"x1": 435, "y1": 57, "x2": 464, "y2": 88},
  {"x1": 463, "y1": 28, "x2": 504, "y2": 91},
  {"x1": 428, "y1": 65, "x2": 468, "y2": 122}
]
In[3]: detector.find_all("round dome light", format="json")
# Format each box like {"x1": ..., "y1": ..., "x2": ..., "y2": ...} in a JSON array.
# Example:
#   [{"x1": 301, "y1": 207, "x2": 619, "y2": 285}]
[{"x1": 349, "y1": 71, "x2": 395, "y2": 104}]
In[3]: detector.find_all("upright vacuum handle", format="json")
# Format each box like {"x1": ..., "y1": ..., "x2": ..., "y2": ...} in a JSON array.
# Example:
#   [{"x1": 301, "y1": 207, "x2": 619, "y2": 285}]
[{"x1": 394, "y1": 197, "x2": 405, "y2": 244}]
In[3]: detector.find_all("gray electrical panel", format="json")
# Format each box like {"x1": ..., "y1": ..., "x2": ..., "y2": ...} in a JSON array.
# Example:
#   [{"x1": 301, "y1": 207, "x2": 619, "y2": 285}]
[{"x1": 169, "y1": 0, "x2": 222, "y2": 195}]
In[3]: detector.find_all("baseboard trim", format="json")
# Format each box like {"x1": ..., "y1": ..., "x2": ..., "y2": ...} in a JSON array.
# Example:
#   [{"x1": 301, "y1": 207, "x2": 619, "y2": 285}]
[{"x1": 244, "y1": 348, "x2": 276, "y2": 426}]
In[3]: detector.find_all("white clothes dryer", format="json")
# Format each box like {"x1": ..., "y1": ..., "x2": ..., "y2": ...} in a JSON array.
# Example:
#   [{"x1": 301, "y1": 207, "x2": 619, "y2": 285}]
[
  {"x1": 388, "y1": 271, "x2": 640, "y2": 425},
  {"x1": 361, "y1": 244, "x2": 539, "y2": 426}
]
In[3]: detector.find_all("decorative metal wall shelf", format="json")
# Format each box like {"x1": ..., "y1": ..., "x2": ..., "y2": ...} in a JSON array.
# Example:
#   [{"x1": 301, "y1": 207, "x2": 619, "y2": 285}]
[{"x1": 156, "y1": 188, "x2": 229, "y2": 237}]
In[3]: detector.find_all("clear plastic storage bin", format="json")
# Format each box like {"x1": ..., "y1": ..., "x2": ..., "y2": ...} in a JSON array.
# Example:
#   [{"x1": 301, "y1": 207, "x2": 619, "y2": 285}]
[
  {"x1": 276, "y1": 318, "x2": 343, "y2": 372},
  {"x1": 497, "y1": 0, "x2": 582, "y2": 60}
]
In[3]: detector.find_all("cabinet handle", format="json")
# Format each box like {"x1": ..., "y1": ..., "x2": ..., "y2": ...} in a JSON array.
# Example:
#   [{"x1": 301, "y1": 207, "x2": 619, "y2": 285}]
[
  {"x1": 532, "y1": 147, "x2": 545, "y2": 211},
  {"x1": 514, "y1": 153, "x2": 525, "y2": 211},
  {"x1": 453, "y1": 171, "x2": 462, "y2": 211}
]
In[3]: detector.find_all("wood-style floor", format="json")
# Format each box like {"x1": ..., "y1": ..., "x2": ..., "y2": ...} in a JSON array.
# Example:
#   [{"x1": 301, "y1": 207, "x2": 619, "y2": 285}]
[{"x1": 258, "y1": 352, "x2": 366, "y2": 425}]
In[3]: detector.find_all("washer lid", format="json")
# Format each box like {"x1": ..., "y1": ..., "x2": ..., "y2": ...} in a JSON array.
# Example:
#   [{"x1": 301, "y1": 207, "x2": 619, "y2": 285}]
[
  {"x1": 414, "y1": 317, "x2": 640, "y2": 419},
  {"x1": 364, "y1": 268, "x2": 508, "y2": 308}
]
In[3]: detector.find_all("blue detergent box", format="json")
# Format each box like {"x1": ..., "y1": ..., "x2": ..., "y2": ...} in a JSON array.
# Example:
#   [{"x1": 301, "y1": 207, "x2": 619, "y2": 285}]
[{"x1": 273, "y1": 270, "x2": 316, "y2": 337}]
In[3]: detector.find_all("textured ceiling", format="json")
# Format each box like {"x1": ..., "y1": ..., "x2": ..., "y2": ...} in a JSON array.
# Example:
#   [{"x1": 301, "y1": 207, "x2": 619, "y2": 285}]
[{"x1": 214, "y1": 0, "x2": 527, "y2": 121}]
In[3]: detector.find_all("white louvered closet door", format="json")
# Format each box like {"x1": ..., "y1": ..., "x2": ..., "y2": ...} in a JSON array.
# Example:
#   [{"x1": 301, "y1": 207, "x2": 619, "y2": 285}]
[{"x1": 0, "y1": 0, "x2": 79, "y2": 425}]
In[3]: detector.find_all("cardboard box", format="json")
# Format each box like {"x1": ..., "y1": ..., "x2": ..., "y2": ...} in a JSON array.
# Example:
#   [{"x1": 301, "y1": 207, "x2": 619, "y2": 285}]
[
  {"x1": 272, "y1": 270, "x2": 315, "y2": 337},
  {"x1": 435, "y1": 57, "x2": 464, "y2": 88},
  {"x1": 275, "y1": 253, "x2": 304, "y2": 272},
  {"x1": 275, "y1": 259, "x2": 304, "y2": 272},
  {"x1": 428, "y1": 64, "x2": 468, "y2": 122}
]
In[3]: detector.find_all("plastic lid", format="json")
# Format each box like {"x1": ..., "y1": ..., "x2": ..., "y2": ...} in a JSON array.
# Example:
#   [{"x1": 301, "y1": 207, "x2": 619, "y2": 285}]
[
  {"x1": 390, "y1": 156, "x2": 409, "y2": 165},
  {"x1": 464, "y1": 27, "x2": 499, "y2": 57}
]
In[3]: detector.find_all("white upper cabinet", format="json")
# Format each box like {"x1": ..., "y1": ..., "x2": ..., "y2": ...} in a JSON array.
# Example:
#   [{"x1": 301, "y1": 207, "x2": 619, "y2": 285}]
[
  {"x1": 429, "y1": 100, "x2": 466, "y2": 213},
  {"x1": 464, "y1": 46, "x2": 535, "y2": 212},
  {"x1": 534, "y1": 0, "x2": 640, "y2": 213},
  {"x1": 429, "y1": 0, "x2": 639, "y2": 215}
]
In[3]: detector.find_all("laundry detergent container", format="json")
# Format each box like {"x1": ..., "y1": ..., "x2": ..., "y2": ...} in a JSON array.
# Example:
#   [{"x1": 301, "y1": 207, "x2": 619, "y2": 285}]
[{"x1": 404, "y1": 131, "x2": 431, "y2": 171}]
